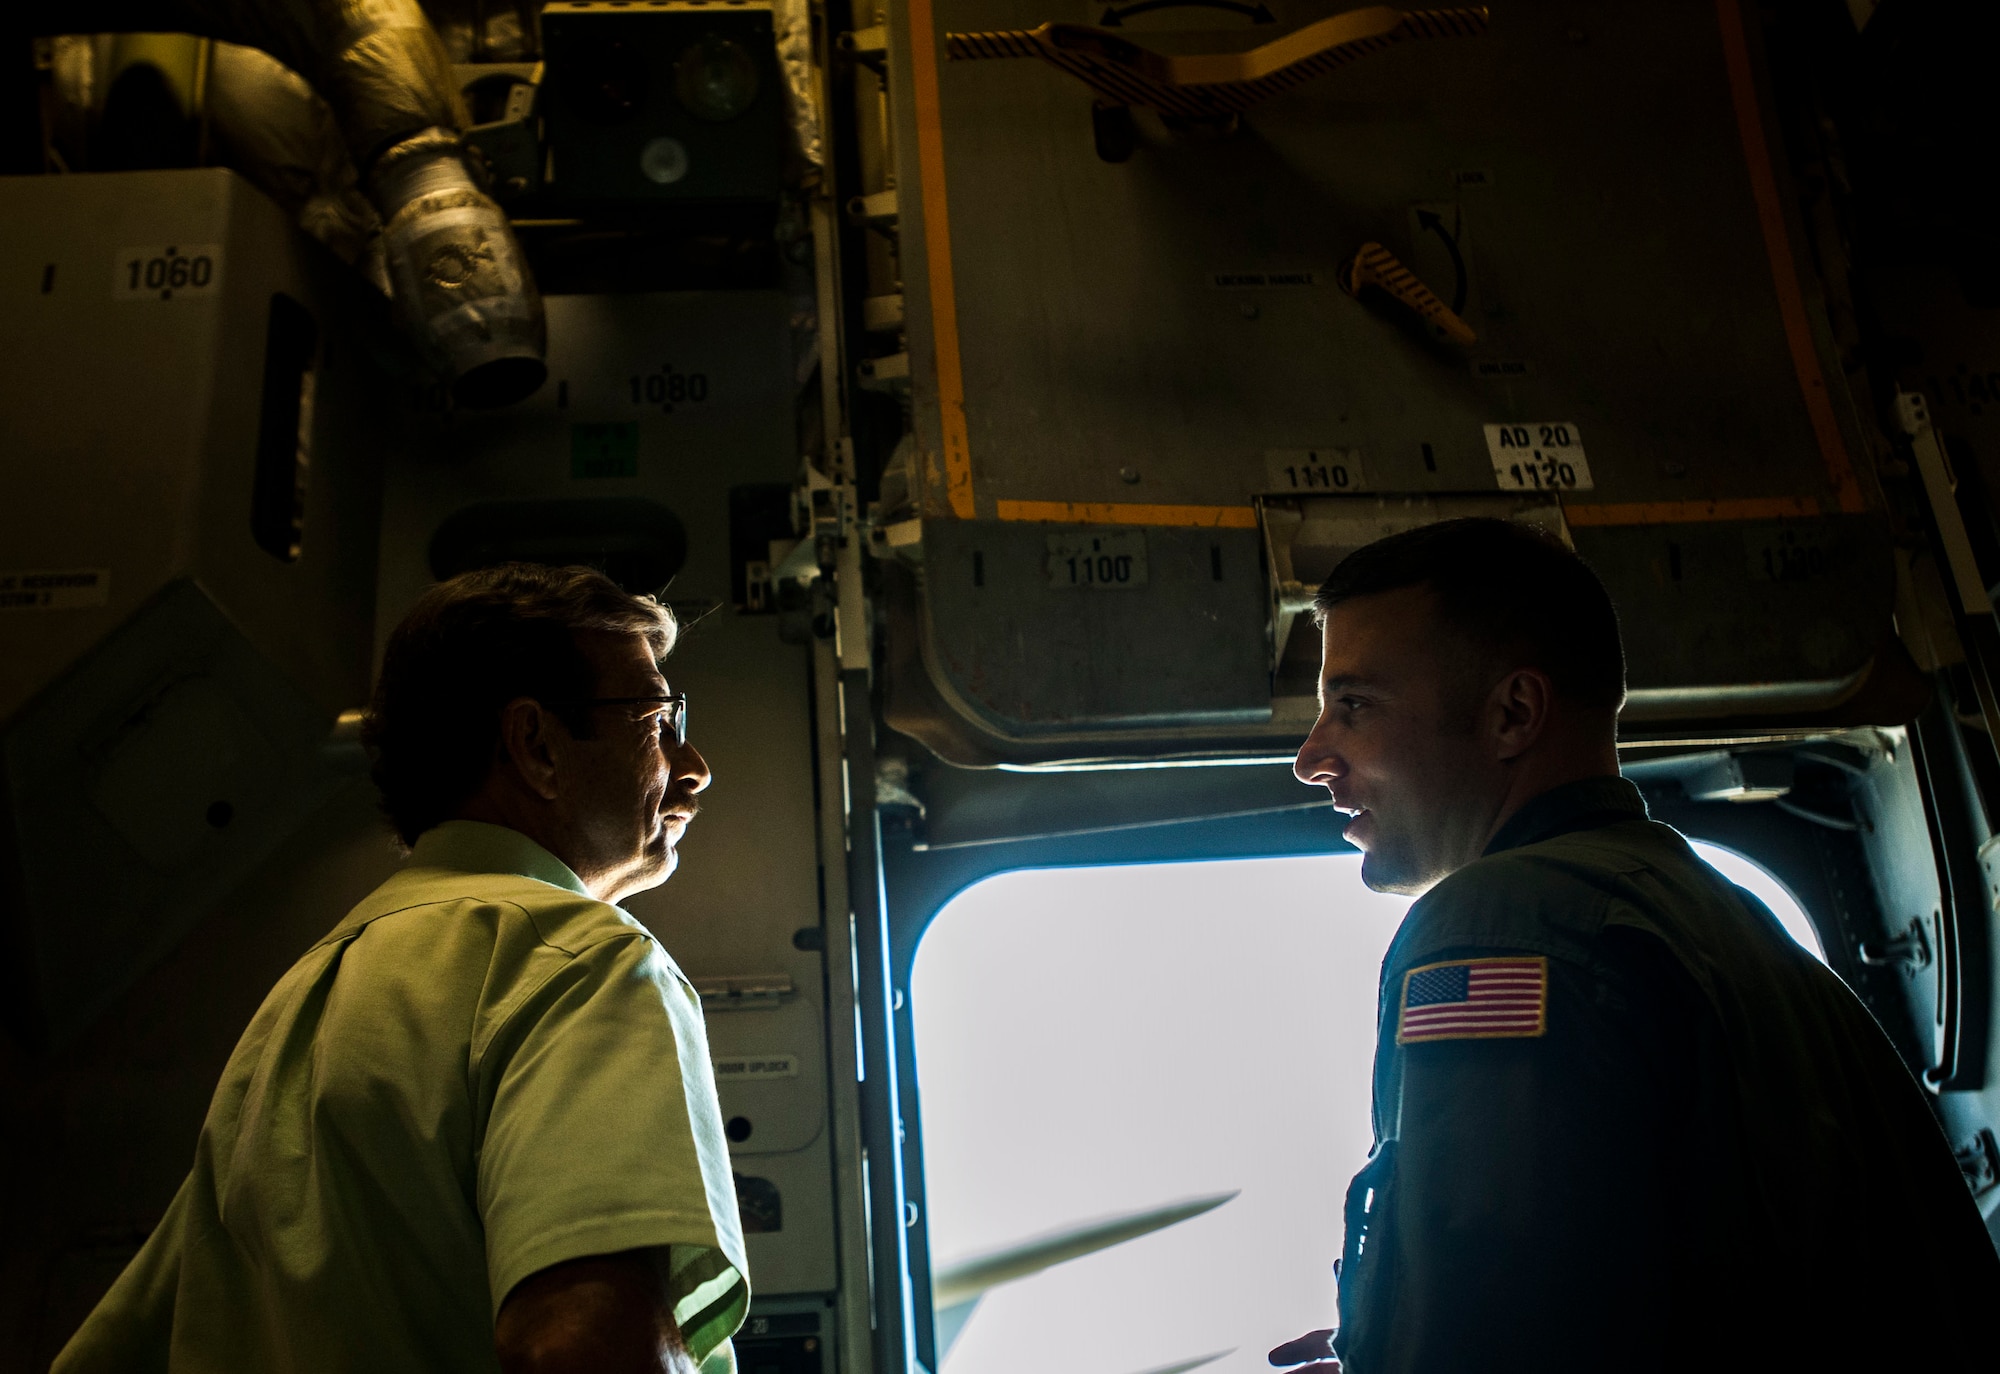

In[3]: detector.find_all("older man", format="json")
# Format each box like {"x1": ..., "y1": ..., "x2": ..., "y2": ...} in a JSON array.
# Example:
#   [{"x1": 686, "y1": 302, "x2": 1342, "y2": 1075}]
[
  {"x1": 1272, "y1": 519, "x2": 1997, "y2": 1373},
  {"x1": 57, "y1": 564, "x2": 747, "y2": 1374}
]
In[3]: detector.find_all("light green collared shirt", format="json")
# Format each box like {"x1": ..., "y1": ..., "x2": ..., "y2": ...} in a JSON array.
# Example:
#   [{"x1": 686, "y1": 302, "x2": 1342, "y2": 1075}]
[{"x1": 56, "y1": 821, "x2": 750, "y2": 1373}]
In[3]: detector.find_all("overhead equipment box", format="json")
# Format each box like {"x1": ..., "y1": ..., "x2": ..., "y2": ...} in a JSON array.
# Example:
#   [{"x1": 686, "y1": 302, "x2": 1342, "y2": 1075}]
[{"x1": 0, "y1": 170, "x2": 387, "y2": 1047}]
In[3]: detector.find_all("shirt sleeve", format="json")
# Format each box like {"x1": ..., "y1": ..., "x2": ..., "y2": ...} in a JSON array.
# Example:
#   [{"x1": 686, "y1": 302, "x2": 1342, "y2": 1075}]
[
  {"x1": 475, "y1": 932, "x2": 748, "y2": 1362},
  {"x1": 1364, "y1": 930, "x2": 1697, "y2": 1374},
  {"x1": 50, "y1": 1176, "x2": 188, "y2": 1374}
]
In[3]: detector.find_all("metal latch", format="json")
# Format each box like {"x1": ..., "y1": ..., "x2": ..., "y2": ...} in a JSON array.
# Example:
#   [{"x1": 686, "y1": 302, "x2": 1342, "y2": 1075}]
[
  {"x1": 693, "y1": 974, "x2": 797, "y2": 1011},
  {"x1": 847, "y1": 188, "x2": 898, "y2": 227},
  {"x1": 838, "y1": 24, "x2": 888, "y2": 72},
  {"x1": 1954, "y1": 1127, "x2": 1999, "y2": 1199},
  {"x1": 1858, "y1": 914, "x2": 1933, "y2": 972},
  {"x1": 1896, "y1": 388, "x2": 1990, "y2": 616}
]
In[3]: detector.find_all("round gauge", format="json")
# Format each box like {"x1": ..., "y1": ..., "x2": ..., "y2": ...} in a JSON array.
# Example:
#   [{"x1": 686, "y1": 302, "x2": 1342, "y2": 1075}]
[
  {"x1": 639, "y1": 135, "x2": 691, "y2": 184},
  {"x1": 673, "y1": 34, "x2": 761, "y2": 122}
]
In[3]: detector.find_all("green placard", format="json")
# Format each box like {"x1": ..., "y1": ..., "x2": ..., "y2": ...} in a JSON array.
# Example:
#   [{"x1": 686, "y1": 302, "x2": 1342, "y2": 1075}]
[{"x1": 571, "y1": 422, "x2": 639, "y2": 479}]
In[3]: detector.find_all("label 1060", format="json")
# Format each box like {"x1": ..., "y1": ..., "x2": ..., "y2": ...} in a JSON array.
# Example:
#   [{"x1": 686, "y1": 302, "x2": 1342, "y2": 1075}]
[
  {"x1": 1047, "y1": 530, "x2": 1148, "y2": 590},
  {"x1": 1264, "y1": 449, "x2": 1367, "y2": 494},
  {"x1": 1484, "y1": 422, "x2": 1594, "y2": 491},
  {"x1": 113, "y1": 245, "x2": 222, "y2": 301}
]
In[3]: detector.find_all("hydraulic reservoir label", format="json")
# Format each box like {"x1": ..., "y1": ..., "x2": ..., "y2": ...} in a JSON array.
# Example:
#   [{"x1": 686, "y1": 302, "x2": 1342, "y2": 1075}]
[
  {"x1": 0, "y1": 568, "x2": 110, "y2": 611},
  {"x1": 1046, "y1": 530, "x2": 1148, "y2": 590},
  {"x1": 112, "y1": 246, "x2": 222, "y2": 302},
  {"x1": 1484, "y1": 423, "x2": 1595, "y2": 492},
  {"x1": 1264, "y1": 448, "x2": 1367, "y2": 494}
]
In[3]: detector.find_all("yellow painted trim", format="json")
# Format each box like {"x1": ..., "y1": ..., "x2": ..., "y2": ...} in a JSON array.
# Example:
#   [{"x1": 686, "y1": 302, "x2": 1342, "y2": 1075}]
[
  {"x1": 995, "y1": 500, "x2": 1259, "y2": 528},
  {"x1": 994, "y1": 499, "x2": 1824, "y2": 529},
  {"x1": 908, "y1": 0, "x2": 976, "y2": 518},
  {"x1": 1563, "y1": 495, "x2": 1823, "y2": 527},
  {"x1": 1715, "y1": 0, "x2": 1864, "y2": 515},
  {"x1": 1395, "y1": 955, "x2": 1549, "y2": 1044},
  {"x1": 1161, "y1": 5, "x2": 1403, "y2": 85}
]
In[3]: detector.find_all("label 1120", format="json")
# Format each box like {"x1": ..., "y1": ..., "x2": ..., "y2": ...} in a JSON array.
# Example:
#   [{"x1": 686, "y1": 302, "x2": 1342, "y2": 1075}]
[{"x1": 1484, "y1": 422, "x2": 1594, "y2": 491}]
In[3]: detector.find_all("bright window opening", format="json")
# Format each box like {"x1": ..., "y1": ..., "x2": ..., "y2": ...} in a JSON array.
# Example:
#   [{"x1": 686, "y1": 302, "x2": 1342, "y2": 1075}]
[
  {"x1": 912, "y1": 840, "x2": 1823, "y2": 1374},
  {"x1": 1688, "y1": 840, "x2": 1825, "y2": 962}
]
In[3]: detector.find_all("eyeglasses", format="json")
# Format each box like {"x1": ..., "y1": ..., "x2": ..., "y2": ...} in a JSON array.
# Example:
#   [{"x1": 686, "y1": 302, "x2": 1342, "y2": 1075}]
[{"x1": 550, "y1": 693, "x2": 689, "y2": 747}]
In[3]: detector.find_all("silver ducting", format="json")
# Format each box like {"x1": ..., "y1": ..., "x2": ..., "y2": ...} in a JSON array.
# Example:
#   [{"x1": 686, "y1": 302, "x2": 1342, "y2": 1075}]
[
  {"x1": 39, "y1": 0, "x2": 547, "y2": 408},
  {"x1": 420, "y1": 0, "x2": 541, "y2": 63},
  {"x1": 373, "y1": 127, "x2": 546, "y2": 406},
  {"x1": 204, "y1": 41, "x2": 382, "y2": 274},
  {"x1": 773, "y1": 0, "x2": 823, "y2": 175}
]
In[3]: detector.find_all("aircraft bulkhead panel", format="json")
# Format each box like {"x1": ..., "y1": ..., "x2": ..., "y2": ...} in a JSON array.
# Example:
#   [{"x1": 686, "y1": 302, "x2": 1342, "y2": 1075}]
[{"x1": 867, "y1": 0, "x2": 1913, "y2": 763}]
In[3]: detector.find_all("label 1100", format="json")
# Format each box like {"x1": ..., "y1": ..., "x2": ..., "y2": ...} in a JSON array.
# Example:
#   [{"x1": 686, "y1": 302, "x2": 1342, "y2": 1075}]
[{"x1": 1064, "y1": 553, "x2": 1135, "y2": 586}]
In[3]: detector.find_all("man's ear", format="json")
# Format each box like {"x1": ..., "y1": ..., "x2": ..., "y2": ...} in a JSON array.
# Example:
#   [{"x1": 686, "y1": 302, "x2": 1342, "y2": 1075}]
[
  {"x1": 495, "y1": 697, "x2": 564, "y2": 802},
  {"x1": 1488, "y1": 668, "x2": 1554, "y2": 762}
]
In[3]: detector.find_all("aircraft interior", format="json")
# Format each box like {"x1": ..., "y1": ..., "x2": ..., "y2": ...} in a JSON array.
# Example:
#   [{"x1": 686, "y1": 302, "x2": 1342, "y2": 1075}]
[{"x1": 3, "y1": 0, "x2": 1999, "y2": 1369}]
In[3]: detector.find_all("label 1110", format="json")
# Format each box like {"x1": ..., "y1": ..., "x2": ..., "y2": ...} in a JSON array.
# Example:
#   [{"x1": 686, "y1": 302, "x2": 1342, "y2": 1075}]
[{"x1": 1265, "y1": 449, "x2": 1367, "y2": 494}]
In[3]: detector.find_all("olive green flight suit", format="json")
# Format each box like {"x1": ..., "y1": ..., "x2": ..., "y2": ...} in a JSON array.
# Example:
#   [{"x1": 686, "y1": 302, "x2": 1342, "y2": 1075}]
[{"x1": 1335, "y1": 777, "x2": 1999, "y2": 1372}]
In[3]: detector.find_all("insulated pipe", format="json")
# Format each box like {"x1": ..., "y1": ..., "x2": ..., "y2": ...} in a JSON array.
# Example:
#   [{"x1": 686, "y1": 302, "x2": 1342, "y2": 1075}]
[
  {"x1": 203, "y1": 42, "x2": 381, "y2": 273},
  {"x1": 30, "y1": 0, "x2": 547, "y2": 408},
  {"x1": 372, "y1": 127, "x2": 545, "y2": 407}
]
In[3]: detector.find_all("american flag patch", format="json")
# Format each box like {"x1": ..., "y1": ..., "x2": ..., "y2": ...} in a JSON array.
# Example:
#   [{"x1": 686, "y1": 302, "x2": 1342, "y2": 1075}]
[{"x1": 1396, "y1": 957, "x2": 1548, "y2": 1043}]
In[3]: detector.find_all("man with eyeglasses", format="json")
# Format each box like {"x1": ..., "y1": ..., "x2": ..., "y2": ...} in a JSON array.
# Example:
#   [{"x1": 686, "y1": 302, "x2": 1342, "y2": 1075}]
[{"x1": 56, "y1": 564, "x2": 746, "y2": 1374}]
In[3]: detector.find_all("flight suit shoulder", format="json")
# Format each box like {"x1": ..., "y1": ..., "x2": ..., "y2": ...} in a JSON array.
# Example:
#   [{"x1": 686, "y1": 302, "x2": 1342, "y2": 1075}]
[{"x1": 1385, "y1": 828, "x2": 1654, "y2": 979}]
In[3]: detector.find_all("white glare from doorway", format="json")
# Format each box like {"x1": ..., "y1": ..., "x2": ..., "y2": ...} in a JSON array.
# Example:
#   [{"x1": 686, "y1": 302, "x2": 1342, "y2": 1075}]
[{"x1": 912, "y1": 843, "x2": 1823, "y2": 1374}]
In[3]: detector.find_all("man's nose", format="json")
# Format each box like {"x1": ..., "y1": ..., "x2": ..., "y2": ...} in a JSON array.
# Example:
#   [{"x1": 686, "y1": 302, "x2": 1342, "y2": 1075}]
[
  {"x1": 1295, "y1": 723, "x2": 1342, "y2": 788},
  {"x1": 674, "y1": 742, "x2": 713, "y2": 794}
]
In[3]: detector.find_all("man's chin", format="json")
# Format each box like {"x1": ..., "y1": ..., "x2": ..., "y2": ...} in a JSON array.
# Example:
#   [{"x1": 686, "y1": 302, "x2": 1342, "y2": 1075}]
[
  {"x1": 611, "y1": 840, "x2": 677, "y2": 901},
  {"x1": 1358, "y1": 846, "x2": 1431, "y2": 897}
]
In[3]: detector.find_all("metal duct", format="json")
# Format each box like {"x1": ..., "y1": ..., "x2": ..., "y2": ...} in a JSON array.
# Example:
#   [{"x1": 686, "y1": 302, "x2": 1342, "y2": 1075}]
[
  {"x1": 421, "y1": 0, "x2": 541, "y2": 62},
  {"x1": 204, "y1": 42, "x2": 382, "y2": 274},
  {"x1": 32, "y1": 0, "x2": 547, "y2": 408},
  {"x1": 374, "y1": 127, "x2": 545, "y2": 406}
]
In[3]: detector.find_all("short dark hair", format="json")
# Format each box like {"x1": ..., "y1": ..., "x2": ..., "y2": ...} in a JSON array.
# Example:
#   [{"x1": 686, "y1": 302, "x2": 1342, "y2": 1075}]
[
  {"x1": 1313, "y1": 517, "x2": 1625, "y2": 712},
  {"x1": 362, "y1": 564, "x2": 677, "y2": 846}
]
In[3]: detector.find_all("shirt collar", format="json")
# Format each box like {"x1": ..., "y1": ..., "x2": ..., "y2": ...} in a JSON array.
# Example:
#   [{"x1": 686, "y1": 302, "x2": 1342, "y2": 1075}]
[
  {"x1": 1483, "y1": 774, "x2": 1648, "y2": 857},
  {"x1": 405, "y1": 820, "x2": 593, "y2": 898}
]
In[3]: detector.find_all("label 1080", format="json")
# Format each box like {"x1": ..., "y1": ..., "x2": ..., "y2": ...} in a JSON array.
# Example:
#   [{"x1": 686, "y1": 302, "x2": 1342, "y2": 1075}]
[
  {"x1": 1046, "y1": 530, "x2": 1148, "y2": 590},
  {"x1": 1483, "y1": 422, "x2": 1594, "y2": 491},
  {"x1": 1264, "y1": 449, "x2": 1367, "y2": 494},
  {"x1": 628, "y1": 364, "x2": 710, "y2": 413}
]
